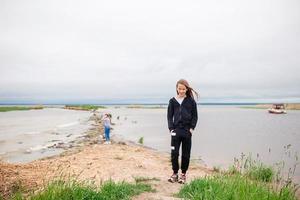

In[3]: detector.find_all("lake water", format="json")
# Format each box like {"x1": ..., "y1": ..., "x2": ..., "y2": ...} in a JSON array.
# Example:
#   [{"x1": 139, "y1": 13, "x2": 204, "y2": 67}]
[
  {"x1": 1, "y1": 105, "x2": 299, "y2": 182},
  {"x1": 104, "y1": 105, "x2": 300, "y2": 182},
  {"x1": 0, "y1": 108, "x2": 92, "y2": 163}
]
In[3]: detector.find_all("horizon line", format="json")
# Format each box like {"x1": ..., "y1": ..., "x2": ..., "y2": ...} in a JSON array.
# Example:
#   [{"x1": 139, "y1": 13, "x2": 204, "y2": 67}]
[{"x1": 1, "y1": 102, "x2": 299, "y2": 106}]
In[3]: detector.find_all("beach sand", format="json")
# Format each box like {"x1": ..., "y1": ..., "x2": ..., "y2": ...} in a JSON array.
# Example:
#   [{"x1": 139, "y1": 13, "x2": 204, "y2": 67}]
[{"x1": 0, "y1": 113, "x2": 212, "y2": 200}]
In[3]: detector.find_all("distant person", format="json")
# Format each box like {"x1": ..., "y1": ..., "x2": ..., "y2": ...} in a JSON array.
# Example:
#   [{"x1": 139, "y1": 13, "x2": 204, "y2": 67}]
[
  {"x1": 167, "y1": 79, "x2": 198, "y2": 184},
  {"x1": 102, "y1": 113, "x2": 112, "y2": 144}
]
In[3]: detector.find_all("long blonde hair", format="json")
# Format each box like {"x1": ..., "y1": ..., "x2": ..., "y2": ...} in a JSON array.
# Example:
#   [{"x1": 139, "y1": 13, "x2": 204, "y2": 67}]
[{"x1": 176, "y1": 79, "x2": 199, "y2": 100}]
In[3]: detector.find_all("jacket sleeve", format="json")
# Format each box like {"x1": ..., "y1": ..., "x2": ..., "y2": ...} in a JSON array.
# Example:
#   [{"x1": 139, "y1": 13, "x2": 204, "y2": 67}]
[
  {"x1": 190, "y1": 100, "x2": 198, "y2": 130},
  {"x1": 167, "y1": 99, "x2": 175, "y2": 131}
]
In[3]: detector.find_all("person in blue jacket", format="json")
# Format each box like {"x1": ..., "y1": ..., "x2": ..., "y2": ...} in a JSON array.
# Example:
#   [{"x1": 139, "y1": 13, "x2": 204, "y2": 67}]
[{"x1": 167, "y1": 79, "x2": 198, "y2": 184}]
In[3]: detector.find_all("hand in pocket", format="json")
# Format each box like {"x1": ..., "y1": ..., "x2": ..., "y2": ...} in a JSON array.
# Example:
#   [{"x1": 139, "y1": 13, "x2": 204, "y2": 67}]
[{"x1": 171, "y1": 130, "x2": 176, "y2": 136}]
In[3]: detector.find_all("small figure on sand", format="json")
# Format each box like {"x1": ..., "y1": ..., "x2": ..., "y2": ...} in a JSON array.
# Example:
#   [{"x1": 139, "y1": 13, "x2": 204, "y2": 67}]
[
  {"x1": 102, "y1": 113, "x2": 112, "y2": 144},
  {"x1": 167, "y1": 79, "x2": 198, "y2": 184}
]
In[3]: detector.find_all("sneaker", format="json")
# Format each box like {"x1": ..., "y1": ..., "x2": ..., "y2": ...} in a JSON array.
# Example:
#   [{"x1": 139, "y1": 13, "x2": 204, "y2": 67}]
[
  {"x1": 168, "y1": 173, "x2": 178, "y2": 183},
  {"x1": 178, "y1": 173, "x2": 186, "y2": 184}
]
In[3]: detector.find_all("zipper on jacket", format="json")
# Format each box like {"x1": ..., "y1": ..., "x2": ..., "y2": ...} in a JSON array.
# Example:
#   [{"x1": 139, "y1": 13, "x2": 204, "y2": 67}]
[{"x1": 179, "y1": 102, "x2": 182, "y2": 121}]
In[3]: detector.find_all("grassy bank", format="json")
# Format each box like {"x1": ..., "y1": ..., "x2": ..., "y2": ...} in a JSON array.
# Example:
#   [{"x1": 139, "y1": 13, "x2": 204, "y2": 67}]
[
  {"x1": 10, "y1": 179, "x2": 153, "y2": 200},
  {"x1": 126, "y1": 105, "x2": 165, "y2": 109},
  {"x1": 178, "y1": 154, "x2": 298, "y2": 200},
  {"x1": 64, "y1": 105, "x2": 106, "y2": 111},
  {"x1": 178, "y1": 174, "x2": 296, "y2": 200},
  {"x1": 0, "y1": 106, "x2": 43, "y2": 112}
]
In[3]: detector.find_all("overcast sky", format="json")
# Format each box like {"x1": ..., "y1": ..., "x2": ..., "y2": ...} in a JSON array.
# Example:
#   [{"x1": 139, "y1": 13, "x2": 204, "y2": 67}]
[{"x1": 0, "y1": 0, "x2": 300, "y2": 104}]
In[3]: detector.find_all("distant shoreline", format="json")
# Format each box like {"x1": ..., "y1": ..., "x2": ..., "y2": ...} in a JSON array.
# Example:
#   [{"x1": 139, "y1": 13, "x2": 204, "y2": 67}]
[
  {"x1": 0, "y1": 105, "x2": 44, "y2": 112},
  {"x1": 241, "y1": 103, "x2": 300, "y2": 110},
  {"x1": 2, "y1": 102, "x2": 300, "y2": 106},
  {"x1": 2, "y1": 103, "x2": 300, "y2": 113}
]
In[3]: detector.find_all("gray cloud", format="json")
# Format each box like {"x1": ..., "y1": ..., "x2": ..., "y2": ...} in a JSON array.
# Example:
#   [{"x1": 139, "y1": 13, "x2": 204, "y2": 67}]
[{"x1": 0, "y1": 0, "x2": 300, "y2": 103}]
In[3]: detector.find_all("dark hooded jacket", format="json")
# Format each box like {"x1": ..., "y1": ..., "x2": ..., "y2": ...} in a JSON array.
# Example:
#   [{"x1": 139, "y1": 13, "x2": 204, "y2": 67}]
[{"x1": 167, "y1": 96, "x2": 198, "y2": 132}]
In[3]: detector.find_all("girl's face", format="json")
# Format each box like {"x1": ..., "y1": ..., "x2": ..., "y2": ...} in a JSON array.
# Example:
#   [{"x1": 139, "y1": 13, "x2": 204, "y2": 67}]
[{"x1": 177, "y1": 83, "x2": 187, "y2": 97}]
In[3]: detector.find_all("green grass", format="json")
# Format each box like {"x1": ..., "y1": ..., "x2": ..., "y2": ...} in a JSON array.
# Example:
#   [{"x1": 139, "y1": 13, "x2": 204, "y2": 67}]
[
  {"x1": 64, "y1": 105, "x2": 106, "y2": 111},
  {"x1": 225, "y1": 161, "x2": 274, "y2": 182},
  {"x1": 226, "y1": 165, "x2": 240, "y2": 175},
  {"x1": 234, "y1": 154, "x2": 274, "y2": 182},
  {"x1": 11, "y1": 179, "x2": 153, "y2": 200},
  {"x1": 126, "y1": 105, "x2": 164, "y2": 109},
  {"x1": 138, "y1": 137, "x2": 144, "y2": 145},
  {"x1": 133, "y1": 176, "x2": 160, "y2": 183},
  {"x1": 0, "y1": 106, "x2": 43, "y2": 112},
  {"x1": 245, "y1": 164, "x2": 274, "y2": 182},
  {"x1": 10, "y1": 192, "x2": 23, "y2": 200},
  {"x1": 178, "y1": 153, "x2": 297, "y2": 200},
  {"x1": 178, "y1": 174, "x2": 297, "y2": 200}
]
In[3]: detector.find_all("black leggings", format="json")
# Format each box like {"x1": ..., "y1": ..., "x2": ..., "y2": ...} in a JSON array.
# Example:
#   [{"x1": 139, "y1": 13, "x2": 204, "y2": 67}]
[{"x1": 171, "y1": 128, "x2": 192, "y2": 174}]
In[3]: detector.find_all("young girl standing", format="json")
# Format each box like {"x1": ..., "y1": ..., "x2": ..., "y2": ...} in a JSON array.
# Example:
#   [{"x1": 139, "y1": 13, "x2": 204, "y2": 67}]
[{"x1": 167, "y1": 79, "x2": 198, "y2": 184}]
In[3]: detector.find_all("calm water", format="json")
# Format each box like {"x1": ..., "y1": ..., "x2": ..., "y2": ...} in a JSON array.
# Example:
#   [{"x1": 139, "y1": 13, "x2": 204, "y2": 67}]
[
  {"x1": 1, "y1": 105, "x2": 299, "y2": 182},
  {"x1": 0, "y1": 108, "x2": 92, "y2": 163},
  {"x1": 104, "y1": 105, "x2": 300, "y2": 182}
]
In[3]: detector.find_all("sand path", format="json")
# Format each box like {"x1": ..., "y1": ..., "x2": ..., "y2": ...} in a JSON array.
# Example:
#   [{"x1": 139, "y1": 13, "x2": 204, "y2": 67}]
[{"x1": 1, "y1": 143, "x2": 212, "y2": 199}]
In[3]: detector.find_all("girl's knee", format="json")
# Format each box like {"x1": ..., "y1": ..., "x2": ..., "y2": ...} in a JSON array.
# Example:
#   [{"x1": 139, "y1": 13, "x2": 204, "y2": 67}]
[{"x1": 171, "y1": 150, "x2": 179, "y2": 157}]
